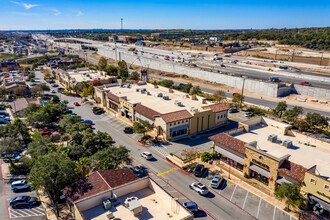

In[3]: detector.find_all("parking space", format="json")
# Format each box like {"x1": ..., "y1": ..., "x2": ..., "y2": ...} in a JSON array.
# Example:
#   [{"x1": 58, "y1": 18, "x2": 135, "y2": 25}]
[
  {"x1": 4, "y1": 179, "x2": 46, "y2": 220},
  {"x1": 199, "y1": 174, "x2": 296, "y2": 220}
]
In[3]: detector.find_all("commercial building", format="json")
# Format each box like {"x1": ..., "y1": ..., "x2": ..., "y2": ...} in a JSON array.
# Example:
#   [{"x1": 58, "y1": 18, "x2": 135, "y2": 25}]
[
  {"x1": 94, "y1": 83, "x2": 229, "y2": 141},
  {"x1": 210, "y1": 116, "x2": 330, "y2": 190},
  {"x1": 54, "y1": 68, "x2": 116, "y2": 89},
  {"x1": 64, "y1": 168, "x2": 193, "y2": 220}
]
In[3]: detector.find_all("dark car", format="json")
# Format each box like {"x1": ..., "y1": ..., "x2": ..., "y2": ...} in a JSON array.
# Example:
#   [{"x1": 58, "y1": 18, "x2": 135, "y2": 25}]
[
  {"x1": 182, "y1": 201, "x2": 198, "y2": 213},
  {"x1": 229, "y1": 108, "x2": 238, "y2": 113},
  {"x1": 0, "y1": 112, "x2": 9, "y2": 116},
  {"x1": 63, "y1": 109, "x2": 73, "y2": 114},
  {"x1": 92, "y1": 107, "x2": 104, "y2": 114},
  {"x1": 10, "y1": 196, "x2": 38, "y2": 208},
  {"x1": 0, "y1": 105, "x2": 5, "y2": 110},
  {"x1": 194, "y1": 164, "x2": 205, "y2": 177},
  {"x1": 123, "y1": 127, "x2": 133, "y2": 133}
]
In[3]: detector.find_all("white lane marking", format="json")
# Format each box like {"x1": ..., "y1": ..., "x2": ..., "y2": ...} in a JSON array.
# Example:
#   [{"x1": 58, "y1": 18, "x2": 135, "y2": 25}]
[
  {"x1": 21, "y1": 208, "x2": 38, "y2": 216},
  {"x1": 272, "y1": 206, "x2": 276, "y2": 220},
  {"x1": 256, "y1": 198, "x2": 262, "y2": 219},
  {"x1": 230, "y1": 185, "x2": 237, "y2": 201},
  {"x1": 9, "y1": 209, "x2": 24, "y2": 216},
  {"x1": 242, "y1": 191, "x2": 249, "y2": 209}
]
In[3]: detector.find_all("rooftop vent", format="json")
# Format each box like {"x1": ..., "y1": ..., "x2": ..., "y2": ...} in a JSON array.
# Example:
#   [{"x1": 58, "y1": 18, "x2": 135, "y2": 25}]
[
  {"x1": 136, "y1": 88, "x2": 140, "y2": 92},
  {"x1": 157, "y1": 93, "x2": 163, "y2": 97},
  {"x1": 163, "y1": 96, "x2": 169, "y2": 100},
  {"x1": 282, "y1": 139, "x2": 293, "y2": 148},
  {"x1": 190, "y1": 107, "x2": 198, "y2": 113},
  {"x1": 147, "y1": 91, "x2": 151, "y2": 95},
  {"x1": 268, "y1": 134, "x2": 277, "y2": 143}
]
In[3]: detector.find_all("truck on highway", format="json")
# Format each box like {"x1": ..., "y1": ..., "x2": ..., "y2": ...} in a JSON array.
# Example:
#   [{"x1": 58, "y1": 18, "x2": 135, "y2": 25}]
[{"x1": 269, "y1": 76, "x2": 281, "y2": 82}]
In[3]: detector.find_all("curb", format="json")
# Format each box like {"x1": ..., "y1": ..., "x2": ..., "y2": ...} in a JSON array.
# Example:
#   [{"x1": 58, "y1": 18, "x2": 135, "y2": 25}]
[{"x1": 0, "y1": 163, "x2": 11, "y2": 220}]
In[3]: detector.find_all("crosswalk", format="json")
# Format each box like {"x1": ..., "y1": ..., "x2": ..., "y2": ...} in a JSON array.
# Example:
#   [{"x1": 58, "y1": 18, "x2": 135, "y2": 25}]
[
  {"x1": 9, "y1": 206, "x2": 46, "y2": 218},
  {"x1": 149, "y1": 143, "x2": 169, "y2": 158}
]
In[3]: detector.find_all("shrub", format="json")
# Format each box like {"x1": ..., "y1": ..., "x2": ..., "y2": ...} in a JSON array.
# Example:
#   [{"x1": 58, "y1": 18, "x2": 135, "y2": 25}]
[{"x1": 201, "y1": 152, "x2": 215, "y2": 163}]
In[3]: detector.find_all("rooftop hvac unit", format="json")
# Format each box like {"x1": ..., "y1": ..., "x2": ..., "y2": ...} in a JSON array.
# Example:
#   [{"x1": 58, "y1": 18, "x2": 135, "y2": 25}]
[
  {"x1": 163, "y1": 96, "x2": 169, "y2": 100},
  {"x1": 147, "y1": 91, "x2": 151, "y2": 95},
  {"x1": 157, "y1": 93, "x2": 163, "y2": 97},
  {"x1": 103, "y1": 199, "x2": 111, "y2": 210},
  {"x1": 268, "y1": 134, "x2": 277, "y2": 143},
  {"x1": 190, "y1": 107, "x2": 198, "y2": 113},
  {"x1": 282, "y1": 139, "x2": 293, "y2": 148},
  {"x1": 136, "y1": 88, "x2": 140, "y2": 92}
]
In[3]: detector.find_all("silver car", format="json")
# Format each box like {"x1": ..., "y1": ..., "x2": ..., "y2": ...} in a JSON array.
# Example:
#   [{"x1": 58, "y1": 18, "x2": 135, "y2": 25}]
[{"x1": 210, "y1": 175, "x2": 224, "y2": 188}]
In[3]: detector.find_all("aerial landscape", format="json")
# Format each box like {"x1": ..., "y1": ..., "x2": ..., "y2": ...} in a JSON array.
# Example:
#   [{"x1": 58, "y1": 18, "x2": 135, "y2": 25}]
[{"x1": 0, "y1": 1, "x2": 329, "y2": 220}]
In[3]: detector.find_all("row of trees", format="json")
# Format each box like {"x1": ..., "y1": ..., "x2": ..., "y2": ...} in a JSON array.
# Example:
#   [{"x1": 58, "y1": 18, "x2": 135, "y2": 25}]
[
  {"x1": 2, "y1": 102, "x2": 132, "y2": 216},
  {"x1": 273, "y1": 101, "x2": 329, "y2": 135}
]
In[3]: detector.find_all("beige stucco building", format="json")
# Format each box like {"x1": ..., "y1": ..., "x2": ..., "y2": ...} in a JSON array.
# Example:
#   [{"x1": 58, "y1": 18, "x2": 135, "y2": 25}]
[{"x1": 94, "y1": 83, "x2": 229, "y2": 141}]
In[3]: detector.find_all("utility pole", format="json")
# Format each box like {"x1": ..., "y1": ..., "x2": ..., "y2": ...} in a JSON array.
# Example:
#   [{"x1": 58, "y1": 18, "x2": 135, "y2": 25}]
[
  {"x1": 291, "y1": 49, "x2": 295, "y2": 62},
  {"x1": 121, "y1": 18, "x2": 123, "y2": 33},
  {"x1": 320, "y1": 52, "x2": 324, "y2": 66},
  {"x1": 274, "y1": 49, "x2": 278, "y2": 60}
]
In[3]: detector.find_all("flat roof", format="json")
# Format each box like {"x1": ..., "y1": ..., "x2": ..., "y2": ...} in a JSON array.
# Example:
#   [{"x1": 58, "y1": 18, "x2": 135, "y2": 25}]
[
  {"x1": 82, "y1": 187, "x2": 187, "y2": 220},
  {"x1": 107, "y1": 83, "x2": 214, "y2": 114},
  {"x1": 231, "y1": 125, "x2": 330, "y2": 177},
  {"x1": 66, "y1": 70, "x2": 107, "y2": 83}
]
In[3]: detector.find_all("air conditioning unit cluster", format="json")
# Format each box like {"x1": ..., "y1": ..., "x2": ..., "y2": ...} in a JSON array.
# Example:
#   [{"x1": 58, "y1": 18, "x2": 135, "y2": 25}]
[
  {"x1": 163, "y1": 96, "x2": 169, "y2": 100},
  {"x1": 282, "y1": 139, "x2": 293, "y2": 148},
  {"x1": 157, "y1": 93, "x2": 163, "y2": 97},
  {"x1": 268, "y1": 134, "x2": 277, "y2": 143},
  {"x1": 174, "y1": 100, "x2": 182, "y2": 106},
  {"x1": 190, "y1": 107, "x2": 198, "y2": 113}
]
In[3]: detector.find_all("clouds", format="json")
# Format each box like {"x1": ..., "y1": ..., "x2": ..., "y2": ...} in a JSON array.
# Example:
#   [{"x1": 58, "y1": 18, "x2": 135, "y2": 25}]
[
  {"x1": 77, "y1": 10, "x2": 83, "y2": 16},
  {"x1": 10, "y1": 1, "x2": 39, "y2": 10},
  {"x1": 51, "y1": 9, "x2": 61, "y2": 16}
]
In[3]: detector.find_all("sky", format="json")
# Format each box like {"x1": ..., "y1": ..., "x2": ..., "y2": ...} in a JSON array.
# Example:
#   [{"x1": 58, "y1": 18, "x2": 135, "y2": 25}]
[{"x1": 0, "y1": 0, "x2": 329, "y2": 30}]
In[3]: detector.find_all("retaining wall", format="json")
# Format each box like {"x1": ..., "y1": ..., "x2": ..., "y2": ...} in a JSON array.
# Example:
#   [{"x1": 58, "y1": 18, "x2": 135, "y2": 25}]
[{"x1": 292, "y1": 84, "x2": 330, "y2": 100}]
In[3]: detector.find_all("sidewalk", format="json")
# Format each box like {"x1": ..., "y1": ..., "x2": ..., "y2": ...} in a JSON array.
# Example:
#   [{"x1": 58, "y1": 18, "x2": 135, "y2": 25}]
[{"x1": 196, "y1": 158, "x2": 300, "y2": 219}]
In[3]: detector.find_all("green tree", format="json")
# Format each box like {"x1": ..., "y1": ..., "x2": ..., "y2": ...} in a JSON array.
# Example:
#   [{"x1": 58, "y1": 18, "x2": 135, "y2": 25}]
[
  {"x1": 36, "y1": 83, "x2": 50, "y2": 93},
  {"x1": 90, "y1": 146, "x2": 132, "y2": 171},
  {"x1": 293, "y1": 119, "x2": 309, "y2": 132},
  {"x1": 20, "y1": 103, "x2": 41, "y2": 117},
  {"x1": 274, "y1": 182, "x2": 305, "y2": 211},
  {"x1": 0, "y1": 137, "x2": 23, "y2": 156},
  {"x1": 201, "y1": 152, "x2": 215, "y2": 162},
  {"x1": 29, "y1": 152, "x2": 79, "y2": 216},
  {"x1": 0, "y1": 87, "x2": 8, "y2": 101},
  {"x1": 27, "y1": 132, "x2": 55, "y2": 158},
  {"x1": 273, "y1": 101, "x2": 287, "y2": 118},
  {"x1": 132, "y1": 120, "x2": 152, "y2": 137},
  {"x1": 189, "y1": 86, "x2": 201, "y2": 95},
  {"x1": 283, "y1": 106, "x2": 303, "y2": 122},
  {"x1": 178, "y1": 83, "x2": 193, "y2": 93},
  {"x1": 118, "y1": 60, "x2": 128, "y2": 73},
  {"x1": 14, "y1": 86, "x2": 27, "y2": 96},
  {"x1": 128, "y1": 71, "x2": 140, "y2": 80},
  {"x1": 106, "y1": 65, "x2": 118, "y2": 75},
  {"x1": 305, "y1": 113, "x2": 329, "y2": 131},
  {"x1": 159, "y1": 80, "x2": 174, "y2": 88},
  {"x1": 232, "y1": 93, "x2": 244, "y2": 108},
  {"x1": 32, "y1": 63, "x2": 38, "y2": 69},
  {"x1": 98, "y1": 56, "x2": 107, "y2": 71},
  {"x1": 76, "y1": 158, "x2": 91, "y2": 177},
  {"x1": 213, "y1": 90, "x2": 226, "y2": 103},
  {"x1": 12, "y1": 118, "x2": 31, "y2": 144},
  {"x1": 23, "y1": 66, "x2": 30, "y2": 72},
  {"x1": 52, "y1": 96, "x2": 60, "y2": 104}
]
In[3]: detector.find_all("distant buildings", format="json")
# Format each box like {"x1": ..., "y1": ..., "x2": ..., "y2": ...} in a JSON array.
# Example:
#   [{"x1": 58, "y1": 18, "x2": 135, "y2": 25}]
[{"x1": 151, "y1": 33, "x2": 183, "y2": 38}]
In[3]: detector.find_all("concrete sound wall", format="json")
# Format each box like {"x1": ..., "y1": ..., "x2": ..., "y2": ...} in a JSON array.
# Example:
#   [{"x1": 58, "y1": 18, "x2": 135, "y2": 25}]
[
  {"x1": 293, "y1": 85, "x2": 330, "y2": 100},
  {"x1": 96, "y1": 47, "x2": 279, "y2": 97}
]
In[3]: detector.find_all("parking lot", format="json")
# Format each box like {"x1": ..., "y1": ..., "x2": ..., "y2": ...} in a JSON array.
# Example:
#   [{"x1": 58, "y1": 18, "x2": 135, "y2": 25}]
[
  {"x1": 3, "y1": 177, "x2": 46, "y2": 220},
  {"x1": 199, "y1": 171, "x2": 295, "y2": 220}
]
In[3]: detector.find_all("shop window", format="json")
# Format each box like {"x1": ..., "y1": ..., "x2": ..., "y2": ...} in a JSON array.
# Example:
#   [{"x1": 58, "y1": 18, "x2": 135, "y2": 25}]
[
  {"x1": 174, "y1": 122, "x2": 176, "y2": 125},
  {"x1": 186, "y1": 120, "x2": 188, "y2": 122},
  {"x1": 221, "y1": 115, "x2": 222, "y2": 118},
  {"x1": 178, "y1": 121, "x2": 180, "y2": 124},
  {"x1": 310, "y1": 178, "x2": 317, "y2": 185},
  {"x1": 217, "y1": 116, "x2": 219, "y2": 119},
  {"x1": 259, "y1": 156, "x2": 263, "y2": 160},
  {"x1": 324, "y1": 184, "x2": 330, "y2": 191},
  {"x1": 170, "y1": 123, "x2": 172, "y2": 126}
]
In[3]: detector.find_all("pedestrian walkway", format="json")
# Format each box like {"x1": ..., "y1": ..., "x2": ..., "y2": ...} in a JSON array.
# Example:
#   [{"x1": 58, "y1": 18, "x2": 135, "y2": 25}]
[{"x1": 148, "y1": 143, "x2": 169, "y2": 158}]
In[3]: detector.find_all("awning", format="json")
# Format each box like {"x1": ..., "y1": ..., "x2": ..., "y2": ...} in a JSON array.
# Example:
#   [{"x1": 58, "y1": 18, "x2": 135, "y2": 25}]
[
  {"x1": 214, "y1": 145, "x2": 244, "y2": 164},
  {"x1": 309, "y1": 195, "x2": 330, "y2": 211},
  {"x1": 170, "y1": 124, "x2": 188, "y2": 132},
  {"x1": 276, "y1": 177, "x2": 291, "y2": 185},
  {"x1": 249, "y1": 164, "x2": 270, "y2": 178}
]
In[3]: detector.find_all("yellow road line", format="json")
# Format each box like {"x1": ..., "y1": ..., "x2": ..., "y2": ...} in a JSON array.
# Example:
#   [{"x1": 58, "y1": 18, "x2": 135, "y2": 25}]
[
  {"x1": 229, "y1": 116, "x2": 239, "y2": 120},
  {"x1": 157, "y1": 168, "x2": 177, "y2": 176},
  {"x1": 227, "y1": 183, "x2": 236, "y2": 186}
]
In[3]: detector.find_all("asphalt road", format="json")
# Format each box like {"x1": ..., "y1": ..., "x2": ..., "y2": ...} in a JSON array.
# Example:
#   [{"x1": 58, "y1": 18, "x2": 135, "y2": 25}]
[{"x1": 0, "y1": 164, "x2": 10, "y2": 220}]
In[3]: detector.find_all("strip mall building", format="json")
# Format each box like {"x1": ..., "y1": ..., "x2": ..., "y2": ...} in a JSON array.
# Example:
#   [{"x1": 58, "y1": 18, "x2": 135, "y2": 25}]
[
  {"x1": 94, "y1": 82, "x2": 229, "y2": 141},
  {"x1": 209, "y1": 116, "x2": 330, "y2": 218}
]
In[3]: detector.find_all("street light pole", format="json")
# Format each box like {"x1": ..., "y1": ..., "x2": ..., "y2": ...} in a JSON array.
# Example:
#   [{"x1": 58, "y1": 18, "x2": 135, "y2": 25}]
[{"x1": 240, "y1": 76, "x2": 246, "y2": 109}]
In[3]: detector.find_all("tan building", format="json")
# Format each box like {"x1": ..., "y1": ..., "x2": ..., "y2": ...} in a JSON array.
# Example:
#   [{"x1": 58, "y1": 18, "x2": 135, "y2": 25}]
[
  {"x1": 64, "y1": 168, "x2": 193, "y2": 220},
  {"x1": 210, "y1": 116, "x2": 330, "y2": 195},
  {"x1": 54, "y1": 68, "x2": 115, "y2": 89},
  {"x1": 94, "y1": 83, "x2": 229, "y2": 140},
  {"x1": 301, "y1": 172, "x2": 330, "y2": 218}
]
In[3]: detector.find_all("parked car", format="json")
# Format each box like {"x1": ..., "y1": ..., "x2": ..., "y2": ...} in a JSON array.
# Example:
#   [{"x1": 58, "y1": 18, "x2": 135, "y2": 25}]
[
  {"x1": 189, "y1": 182, "x2": 209, "y2": 196},
  {"x1": 123, "y1": 127, "x2": 133, "y2": 133},
  {"x1": 210, "y1": 175, "x2": 224, "y2": 188},
  {"x1": 73, "y1": 102, "x2": 80, "y2": 106},
  {"x1": 93, "y1": 107, "x2": 104, "y2": 114},
  {"x1": 51, "y1": 84, "x2": 58, "y2": 87},
  {"x1": 83, "y1": 120, "x2": 93, "y2": 124},
  {"x1": 63, "y1": 109, "x2": 72, "y2": 114},
  {"x1": 0, "y1": 112, "x2": 9, "y2": 116},
  {"x1": 0, "y1": 105, "x2": 5, "y2": 110},
  {"x1": 11, "y1": 180, "x2": 31, "y2": 192},
  {"x1": 244, "y1": 112, "x2": 254, "y2": 117},
  {"x1": 30, "y1": 83, "x2": 37, "y2": 86},
  {"x1": 0, "y1": 119, "x2": 9, "y2": 125},
  {"x1": 51, "y1": 90, "x2": 56, "y2": 93},
  {"x1": 141, "y1": 152, "x2": 153, "y2": 160},
  {"x1": 299, "y1": 81, "x2": 311, "y2": 86},
  {"x1": 194, "y1": 164, "x2": 205, "y2": 177},
  {"x1": 220, "y1": 64, "x2": 226, "y2": 68},
  {"x1": 229, "y1": 108, "x2": 238, "y2": 113},
  {"x1": 182, "y1": 202, "x2": 198, "y2": 213},
  {"x1": 10, "y1": 196, "x2": 38, "y2": 208}
]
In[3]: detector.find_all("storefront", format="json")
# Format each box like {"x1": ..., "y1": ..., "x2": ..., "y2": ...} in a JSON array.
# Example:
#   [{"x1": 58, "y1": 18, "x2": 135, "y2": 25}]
[
  {"x1": 170, "y1": 124, "x2": 188, "y2": 138},
  {"x1": 214, "y1": 145, "x2": 244, "y2": 171},
  {"x1": 249, "y1": 163, "x2": 270, "y2": 186}
]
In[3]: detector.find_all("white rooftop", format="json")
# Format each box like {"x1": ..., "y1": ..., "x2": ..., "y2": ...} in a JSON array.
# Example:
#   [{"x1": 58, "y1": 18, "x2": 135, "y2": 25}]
[
  {"x1": 108, "y1": 83, "x2": 213, "y2": 114},
  {"x1": 232, "y1": 125, "x2": 330, "y2": 178}
]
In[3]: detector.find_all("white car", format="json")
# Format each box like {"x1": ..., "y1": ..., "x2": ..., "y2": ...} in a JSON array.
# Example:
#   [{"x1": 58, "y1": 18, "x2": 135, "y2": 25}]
[
  {"x1": 140, "y1": 152, "x2": 153, "y2": 160},
  {"x1": 189, "y1": 182, "x2": 209, "y2": 196}
]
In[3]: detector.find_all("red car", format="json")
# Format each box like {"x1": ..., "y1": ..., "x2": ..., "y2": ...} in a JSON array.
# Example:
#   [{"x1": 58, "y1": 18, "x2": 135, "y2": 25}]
[
  {"x1": 299, "y1": 82, "x2": 311, "y2": 86},
  {"x1": 73, "y1": 102, "x2": 80, "y2": 106}
]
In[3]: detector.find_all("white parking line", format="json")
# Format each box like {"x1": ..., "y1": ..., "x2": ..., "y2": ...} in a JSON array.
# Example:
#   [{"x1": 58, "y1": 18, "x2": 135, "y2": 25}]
[
  {"x1": 256, "y1": 198, "x2": 262, "y2": 219},
  {"x1": 230, "y1": 185, "x2": 237, "y2": 201},
  {"x1": 272, "y1": 206, "x2": 276, "y2": 220},
  {"x1": 28, "y1": 208, "x2": 45, "y2": 215},
  {"x1": 35, "y1": 206, "x2": 45, "y2": 212},
  {"x1": 242, "y1": 191, "x2": 249, "y2": 209},
  {"x1": 20, "y1": 208, "x2": 38, "y2": 216},
  {"x1": 9, "y1": 209, "x2": 24, "y2": 217}
]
